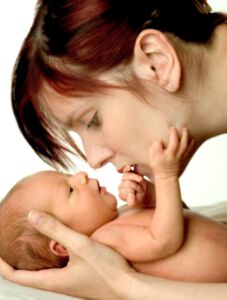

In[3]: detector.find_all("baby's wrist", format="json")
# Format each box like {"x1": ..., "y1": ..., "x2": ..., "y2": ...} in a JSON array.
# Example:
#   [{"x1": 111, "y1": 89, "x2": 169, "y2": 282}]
[{"x1": 153, "y1": 172, "x2": 179, "y2": 182}]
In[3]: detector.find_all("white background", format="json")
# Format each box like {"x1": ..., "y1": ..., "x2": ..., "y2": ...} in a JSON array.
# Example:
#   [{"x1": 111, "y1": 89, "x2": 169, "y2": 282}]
[{"x1": 0, "y1": 0, "x2": 227, "y2": 207}]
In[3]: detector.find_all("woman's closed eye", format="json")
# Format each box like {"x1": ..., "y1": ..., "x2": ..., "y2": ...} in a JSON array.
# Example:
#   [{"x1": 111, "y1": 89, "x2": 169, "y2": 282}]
[{"x1": 87, "y1": 112, "x2": 100, "y2": 129}]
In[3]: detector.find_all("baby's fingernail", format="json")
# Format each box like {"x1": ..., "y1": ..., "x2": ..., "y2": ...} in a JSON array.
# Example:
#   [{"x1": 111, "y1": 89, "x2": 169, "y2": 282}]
[
  {"x1": 28, "y1": 210, "x2": 45, "y2": 226},
  {"x1": 123, "y1": 165, "x2": 130, "y2": 172}
]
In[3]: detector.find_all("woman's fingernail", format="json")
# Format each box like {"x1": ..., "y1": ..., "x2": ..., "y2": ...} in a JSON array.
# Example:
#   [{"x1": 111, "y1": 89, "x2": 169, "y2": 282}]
[{"x1": 28, "y1": 210, "x2": 45, "y2": 226}]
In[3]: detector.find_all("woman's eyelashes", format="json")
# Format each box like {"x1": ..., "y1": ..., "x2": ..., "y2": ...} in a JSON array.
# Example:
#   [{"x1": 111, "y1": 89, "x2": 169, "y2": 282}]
[{"x1": 87, "y1": 112, "x2": 100, "y2": 129}]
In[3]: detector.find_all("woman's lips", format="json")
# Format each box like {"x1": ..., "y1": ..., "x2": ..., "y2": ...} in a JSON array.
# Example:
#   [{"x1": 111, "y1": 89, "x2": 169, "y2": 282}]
[
  {"x1": 117, "y1": 164, "x2": 136, "y2": 174},
  {"x1": 118, "y1": 164, "x2": 151, "y2": 178}
]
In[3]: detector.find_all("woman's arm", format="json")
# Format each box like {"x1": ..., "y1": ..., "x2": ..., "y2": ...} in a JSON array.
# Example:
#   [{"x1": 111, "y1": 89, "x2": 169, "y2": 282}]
[
  {"x1": 125, "y1": 272, "x2": 227, "y2": 300},
  {"x1": 0, "y1": 211, "x2": 226, "y2": 300}
]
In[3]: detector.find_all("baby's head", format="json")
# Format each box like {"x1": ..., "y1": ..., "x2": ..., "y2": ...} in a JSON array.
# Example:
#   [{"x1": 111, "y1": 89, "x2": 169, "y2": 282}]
[{"x1": 0, "y1": 171, "x2": 118, "y2": 270}]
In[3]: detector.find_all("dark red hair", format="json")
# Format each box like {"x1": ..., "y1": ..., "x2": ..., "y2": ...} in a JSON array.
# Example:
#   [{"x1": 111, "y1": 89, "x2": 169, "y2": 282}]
[{"x1": 12, "y1": 0, "x2": 227, "y2": 168}]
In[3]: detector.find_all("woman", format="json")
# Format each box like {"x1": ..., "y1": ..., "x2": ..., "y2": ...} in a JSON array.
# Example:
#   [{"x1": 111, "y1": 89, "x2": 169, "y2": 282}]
[{"x1": 1, "y1": 0, "x2": 227, "y2": 299}]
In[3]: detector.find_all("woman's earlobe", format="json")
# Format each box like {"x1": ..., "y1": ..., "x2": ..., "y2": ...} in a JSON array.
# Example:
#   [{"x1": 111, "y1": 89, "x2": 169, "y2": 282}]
[
  {"x1": 49, "y1": 240, "x2": 69, "y2": 257},
  {"x1": 132, "y1": 29, "x2": 181, "y2": 93}
]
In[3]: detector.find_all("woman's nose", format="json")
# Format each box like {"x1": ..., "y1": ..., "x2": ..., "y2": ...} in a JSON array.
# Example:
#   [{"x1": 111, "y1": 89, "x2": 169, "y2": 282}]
[
  {"x1": 85, "y1": 144, "x2": 114, "y2": 169},
  {"x1": 79, "y1": 131, "x2": 114, "y2": 169}
]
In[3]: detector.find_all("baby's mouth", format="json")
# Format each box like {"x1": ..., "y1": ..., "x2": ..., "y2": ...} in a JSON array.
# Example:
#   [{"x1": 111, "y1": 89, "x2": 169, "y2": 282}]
[
  {"x1": 100, "y1": 186, "x2": 107, "y2": 193},
  {"x1": 97, "y1": 182, "x2": 101, "y2": 192},
  {"x1": 97, "y1": 182, "x2": 105, "y2": 193}
]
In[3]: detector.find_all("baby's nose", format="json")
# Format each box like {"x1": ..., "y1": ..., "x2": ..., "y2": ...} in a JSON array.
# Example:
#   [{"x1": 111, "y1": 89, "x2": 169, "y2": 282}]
[{"x1": 71, "y1": 172, "x2": 88, "y2": 185}]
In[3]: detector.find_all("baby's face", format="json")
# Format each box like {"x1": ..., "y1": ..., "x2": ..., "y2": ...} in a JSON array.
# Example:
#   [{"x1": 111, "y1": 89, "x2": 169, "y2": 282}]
[{"x1": 17, "y1": 171, "x2": 118, "y2": 235}]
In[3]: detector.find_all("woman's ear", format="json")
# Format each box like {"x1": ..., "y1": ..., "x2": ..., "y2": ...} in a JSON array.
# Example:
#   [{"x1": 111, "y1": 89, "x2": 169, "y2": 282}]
[
  {"x1": 132, "y1": 29, "x2": 181, "y2": 92},
  {"x1": 49, "y1": 240, "x2": 69, "y2": 257}
]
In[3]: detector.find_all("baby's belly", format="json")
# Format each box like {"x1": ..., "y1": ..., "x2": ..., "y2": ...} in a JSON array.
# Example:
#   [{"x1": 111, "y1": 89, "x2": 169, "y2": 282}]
[{"x1": 133, "y1": 211, "x2": 227, "y2": 283}]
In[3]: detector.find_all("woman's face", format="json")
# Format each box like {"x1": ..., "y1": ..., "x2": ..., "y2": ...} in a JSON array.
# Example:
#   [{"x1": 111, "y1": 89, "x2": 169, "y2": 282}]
[{"x1": 44, "y1": 84, "x2": 181, "y2": 177}]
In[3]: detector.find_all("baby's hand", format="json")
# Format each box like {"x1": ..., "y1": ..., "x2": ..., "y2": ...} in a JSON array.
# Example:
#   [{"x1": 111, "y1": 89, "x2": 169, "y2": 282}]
[
  {"x1": 148, "y1": 127, "x2": 194, "y2": 180},
  {"x1": 118, "y1": 165, "x2": 155, "y2": 207}
]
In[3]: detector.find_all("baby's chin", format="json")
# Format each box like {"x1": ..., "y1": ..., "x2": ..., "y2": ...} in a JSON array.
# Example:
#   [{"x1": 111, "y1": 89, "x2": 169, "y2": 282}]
[
  {"x1": 107, "y1": 193, "x2": 118, "y2": 211},
  {"x1": 102, "y1": 192, "x2": 118, "y2": 214}
]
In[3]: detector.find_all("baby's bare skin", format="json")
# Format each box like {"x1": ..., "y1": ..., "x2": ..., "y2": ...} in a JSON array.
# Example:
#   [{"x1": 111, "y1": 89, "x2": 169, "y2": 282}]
[
  {"x1": 93, "y1": 128, "x2": 227, "y2": 283},
  {"x1": 93, "y1": 206, "x2": 227, "y2": 282}
]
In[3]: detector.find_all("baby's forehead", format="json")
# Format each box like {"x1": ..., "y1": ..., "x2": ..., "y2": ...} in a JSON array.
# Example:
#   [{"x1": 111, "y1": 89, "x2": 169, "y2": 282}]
[
  {"x1": 13, "y1": 171, "x2": 65, "y2": 200},
  {"x1": 21, "y1": 170, "x2": 62, "y2": 183},
  {"x1": 12, "y1": 171, "x2": 64, "y2": 197}
]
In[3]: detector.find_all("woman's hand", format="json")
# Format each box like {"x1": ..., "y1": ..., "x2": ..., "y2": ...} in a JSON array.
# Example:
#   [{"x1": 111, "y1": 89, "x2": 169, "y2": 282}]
[
  {"x1": 0, "y1": 211, "x2": 134, "y2": 300},
  {"x1": 118, "y1": 165, "x2": 155, "y2": 207}
]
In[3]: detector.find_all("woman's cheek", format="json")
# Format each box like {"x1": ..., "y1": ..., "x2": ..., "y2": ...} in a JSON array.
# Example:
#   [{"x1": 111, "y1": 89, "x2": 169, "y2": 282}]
[{"x1": 103, "y1": 119, "x2": 128, "y2": 148}]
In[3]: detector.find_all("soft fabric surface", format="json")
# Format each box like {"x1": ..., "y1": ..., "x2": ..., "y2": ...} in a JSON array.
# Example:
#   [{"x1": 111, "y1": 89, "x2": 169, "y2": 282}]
[
  {"x1": 0, "y1": 278, "x2": 80, "y2": 300},
  {"x1": 192, "y1": 201, "x2": 227, "y2": 224},
  {"x1": 1, "y1": 201, "x2": 227, "y2": 300}
]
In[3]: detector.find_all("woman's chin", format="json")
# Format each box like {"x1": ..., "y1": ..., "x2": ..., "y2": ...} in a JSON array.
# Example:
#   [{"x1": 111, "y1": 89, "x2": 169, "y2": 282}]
[{"x1": 135, "y1": 164, "x2": 151, "y2": 178}]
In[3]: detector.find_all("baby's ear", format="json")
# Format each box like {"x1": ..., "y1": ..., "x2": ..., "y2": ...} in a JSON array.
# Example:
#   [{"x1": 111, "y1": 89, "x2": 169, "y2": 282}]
[{"x1": 49, "y1": 240, "x2": 69, "y2": 257}]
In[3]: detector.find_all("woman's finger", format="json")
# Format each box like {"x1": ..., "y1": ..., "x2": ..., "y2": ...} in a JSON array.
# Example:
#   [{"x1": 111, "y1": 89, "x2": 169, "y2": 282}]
[
  {"x1": 28, "y1": 211, "x2": 92, "y2": 255},
  {"x1": 0, "y1": 257, "x2": 65, "y2": 290}
]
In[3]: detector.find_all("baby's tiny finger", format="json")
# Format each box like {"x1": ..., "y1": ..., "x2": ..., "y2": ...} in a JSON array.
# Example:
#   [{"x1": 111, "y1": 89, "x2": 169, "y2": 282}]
[
  {"x1": 127, "y1": 193, "x2": 136, "y2": 207},
  {"x1": 123, "y1": 165, "x2": 131, "y2": 173},
  {"x1": 182, "y1": 137, "x2": 196, "y2": 159},
  {"x1": 118, "y1": 187, "x2": 135, "y2": 201},
  {"x1": 167, "y1": 127, "x2": 179, "y2": 154},
  {"x1": 122, "y1": 172, "x2": 143, "y2": 183},
  {"x1": 178, "y1": 127, "x2": 189, "y2": 155},
  {"x1": 119, "y1": 181, "x2": 143, "y2": 193}
]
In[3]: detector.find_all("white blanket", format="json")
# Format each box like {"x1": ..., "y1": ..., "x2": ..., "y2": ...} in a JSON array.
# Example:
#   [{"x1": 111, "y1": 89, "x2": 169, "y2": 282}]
[
  {"x1": 0, "y1": 279, "x2": 78, "y2": 300},
  {"x1": 1, "y1": 201, "x2": 227, "y2": 300}
]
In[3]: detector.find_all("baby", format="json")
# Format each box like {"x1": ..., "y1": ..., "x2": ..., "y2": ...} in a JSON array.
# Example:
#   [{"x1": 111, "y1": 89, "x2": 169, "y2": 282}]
[{"x1": 1, "y1": 127, "x2": 227, "y2": 282}]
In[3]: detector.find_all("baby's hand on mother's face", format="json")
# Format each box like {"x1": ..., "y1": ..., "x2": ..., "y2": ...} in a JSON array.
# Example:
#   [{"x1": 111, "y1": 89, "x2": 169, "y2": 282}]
[
  {"x1": 148, "y1": 127, "x2": 194, "y2": 180},
  {"x1": 118, "y1": 165, "x2": 155, "y2": 208}
]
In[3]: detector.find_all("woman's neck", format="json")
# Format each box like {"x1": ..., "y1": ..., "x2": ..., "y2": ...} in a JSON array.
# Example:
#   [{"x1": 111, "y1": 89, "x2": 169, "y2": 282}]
[{"x1": 183, "y1": 23, "x2": 227, "y2": 141}]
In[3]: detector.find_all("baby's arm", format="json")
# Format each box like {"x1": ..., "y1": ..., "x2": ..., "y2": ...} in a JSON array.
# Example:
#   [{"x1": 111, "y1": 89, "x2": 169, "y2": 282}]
[
  {"x1": 93, "y1": 128, "x2": 194, "y2": 262},
  {"x1": 147, "y1": 127, "x2": 190, "y2": 255}
]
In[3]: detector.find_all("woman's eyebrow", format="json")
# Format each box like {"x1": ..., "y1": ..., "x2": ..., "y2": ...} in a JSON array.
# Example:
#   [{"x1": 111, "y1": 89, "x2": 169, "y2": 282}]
[{"x1": 61, "y1": 103, "x2": 92, "y2": 129}]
